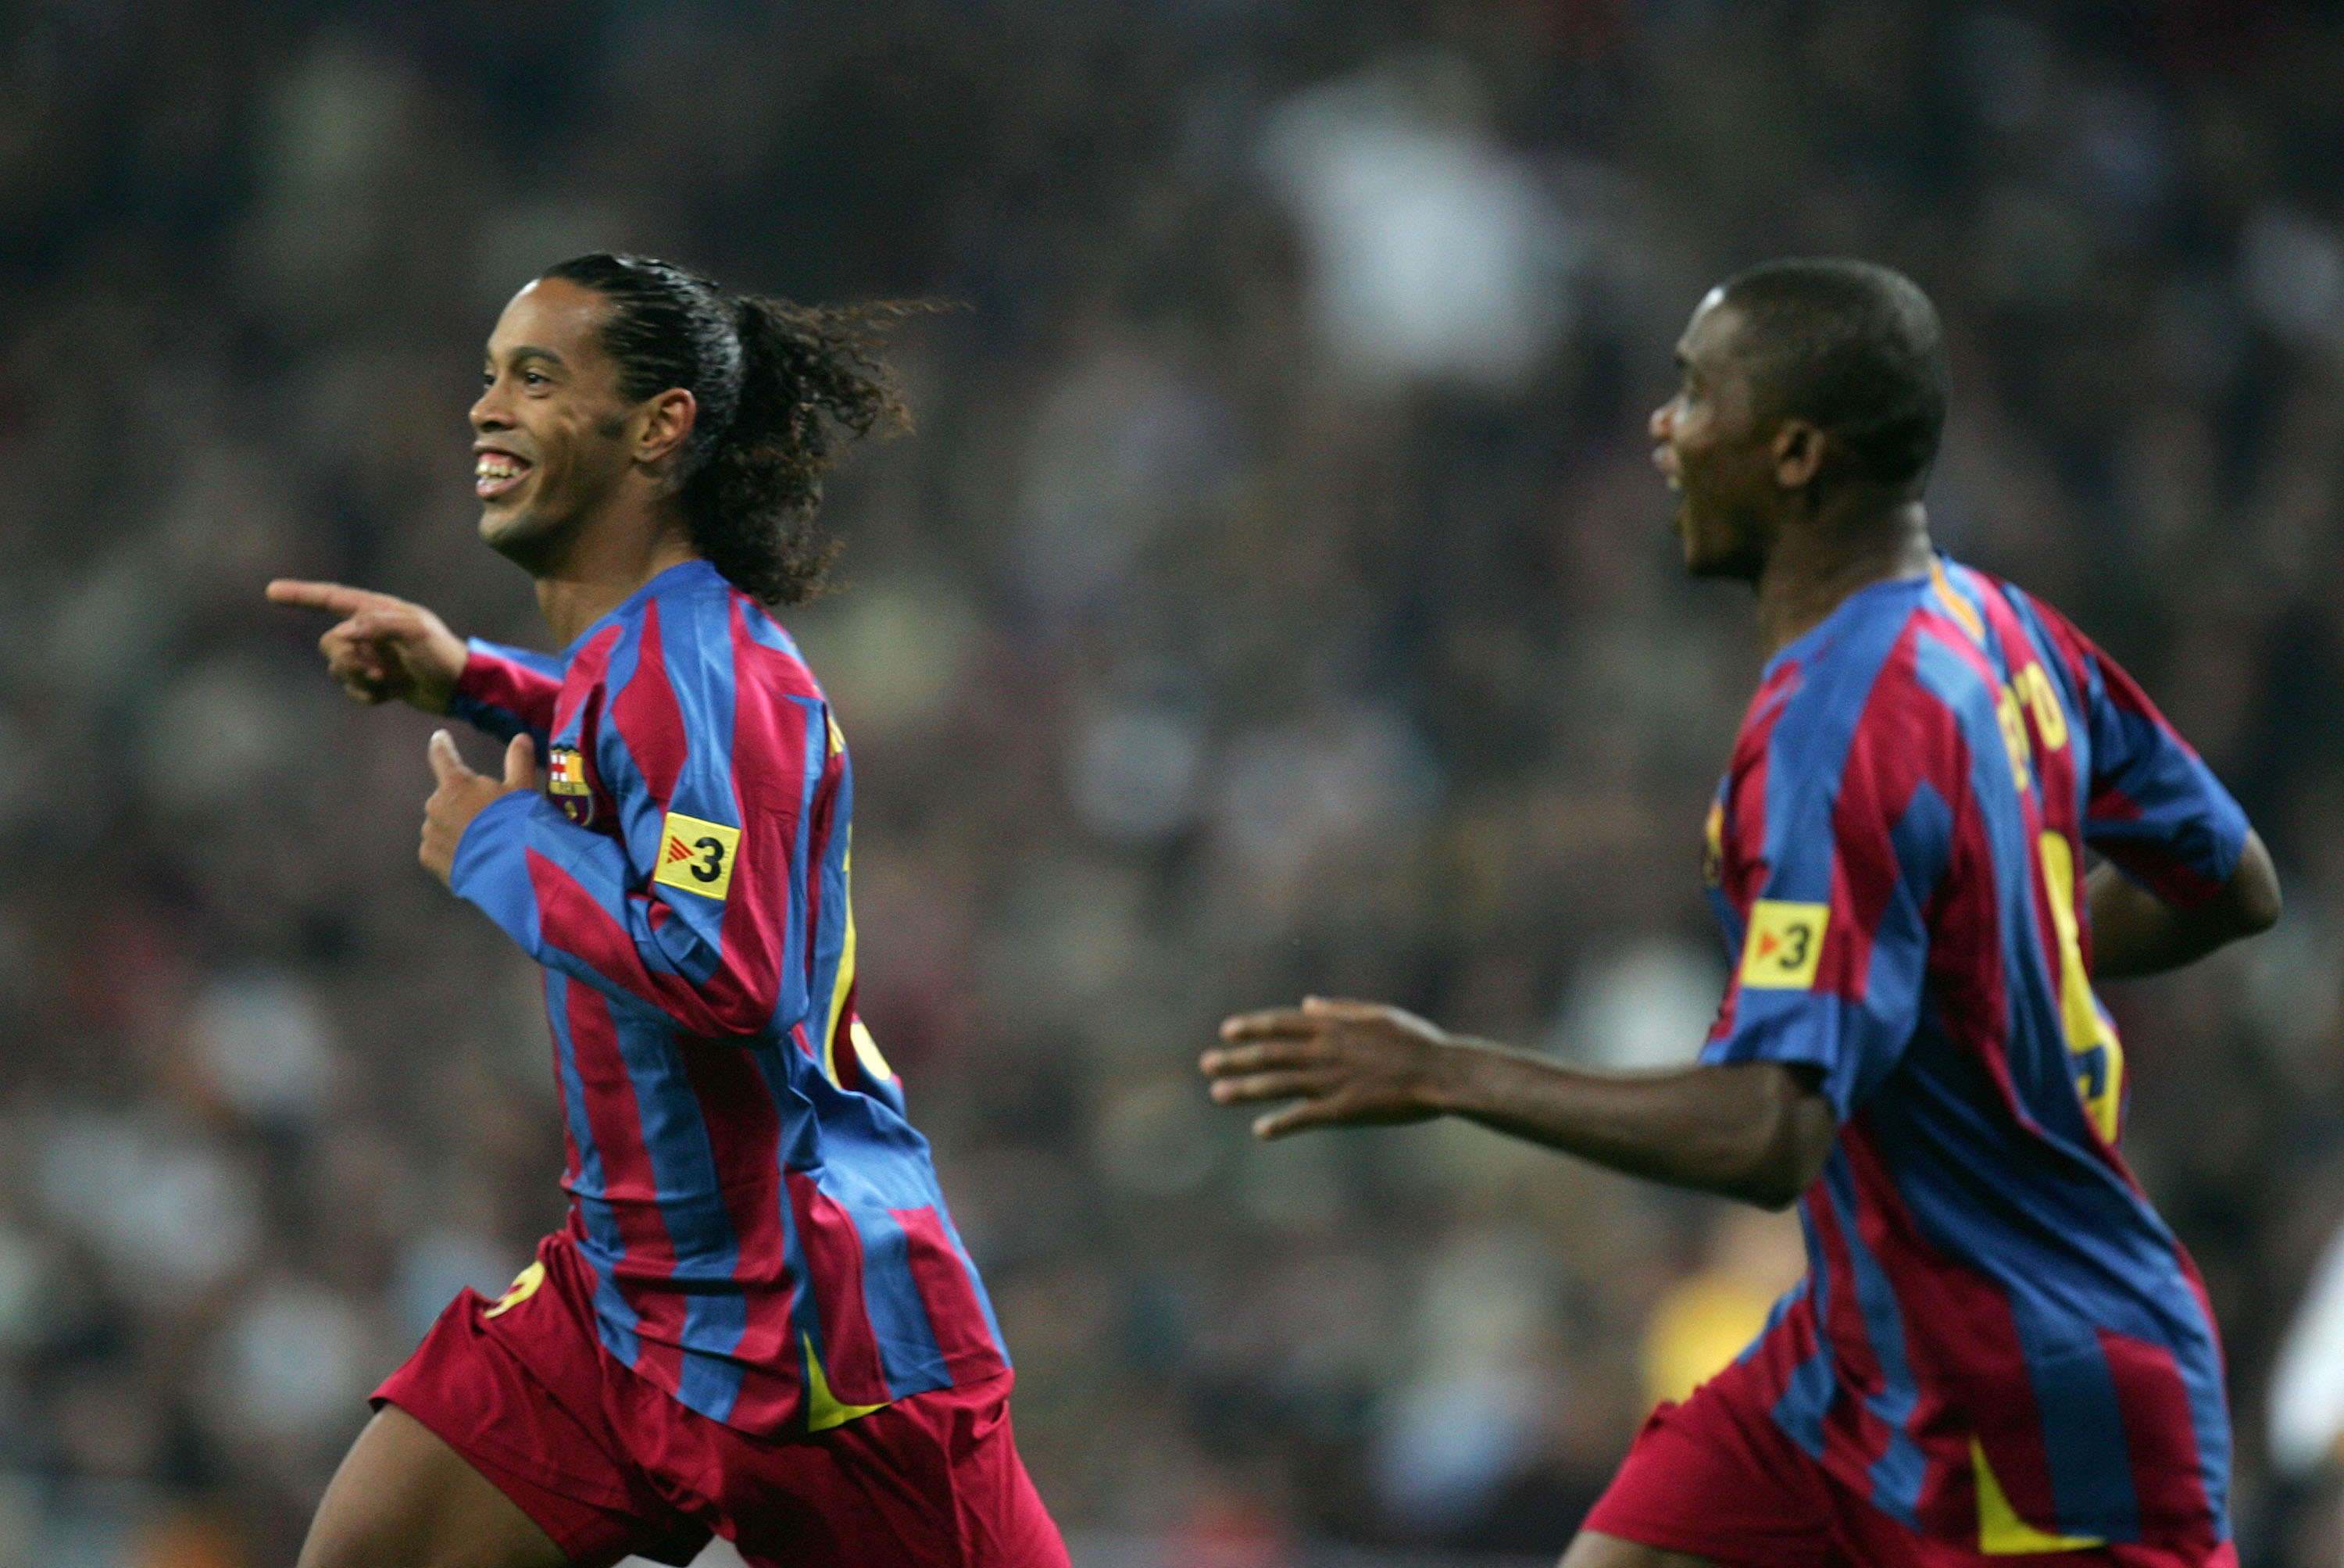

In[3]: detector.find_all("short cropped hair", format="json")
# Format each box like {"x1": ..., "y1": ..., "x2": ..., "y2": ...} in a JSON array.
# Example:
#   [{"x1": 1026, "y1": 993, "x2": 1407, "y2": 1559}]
[{"x1": 1718, "y1": 259, "x2": 1949, "y2": 491}]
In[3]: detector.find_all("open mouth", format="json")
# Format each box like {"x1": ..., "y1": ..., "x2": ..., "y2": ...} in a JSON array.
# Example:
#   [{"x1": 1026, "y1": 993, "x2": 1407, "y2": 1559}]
[{"x1": 475, "y1": 449, "x2": 533, "y2": 501}]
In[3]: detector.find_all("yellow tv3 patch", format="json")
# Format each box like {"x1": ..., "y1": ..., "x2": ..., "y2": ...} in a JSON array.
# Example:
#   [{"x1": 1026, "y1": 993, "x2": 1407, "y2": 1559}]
[
  {"x1": 652, "y1": 812, "x2": 741, "y2": 901},
  {"x1": 1740, "y1": 901, "x2": 1830, "y2": 989}
]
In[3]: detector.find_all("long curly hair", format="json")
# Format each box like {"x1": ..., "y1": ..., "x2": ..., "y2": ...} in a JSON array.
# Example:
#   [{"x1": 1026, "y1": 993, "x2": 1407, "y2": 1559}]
[{"x1": 541, "y1": 252, "x2": 921, "y2": 605}]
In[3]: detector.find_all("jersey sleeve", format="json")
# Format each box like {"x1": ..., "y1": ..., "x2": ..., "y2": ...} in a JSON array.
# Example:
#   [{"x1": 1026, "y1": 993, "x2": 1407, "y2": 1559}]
[
  {"x1": 1699, "y1": 695, "x2": 1951, "y2": 1123},
  {"x1": 448, "y1": 638, "x2": 563, "y2": 748},
  {"x1": 447, "y1": 605, "x2": 816, "y2": 1041},
  {"x1": 2032, "y1": 609, "x2": 2249, "y2": 906}
]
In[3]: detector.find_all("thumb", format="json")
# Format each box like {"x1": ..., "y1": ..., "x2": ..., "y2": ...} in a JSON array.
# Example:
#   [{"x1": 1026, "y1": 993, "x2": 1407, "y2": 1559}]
[
  {"x1": 505, "y1": 733, "x2": 540, "y2": 791},
  {"x1": 427, "y1": 729, "x2": 473, "y2": 787}
]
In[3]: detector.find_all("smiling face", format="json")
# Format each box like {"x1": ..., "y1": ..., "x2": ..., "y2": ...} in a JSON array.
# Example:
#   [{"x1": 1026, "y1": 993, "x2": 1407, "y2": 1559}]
[
  {"x1": 1649, "y1": 291, "x2": 1781, "y2": 581},
  {"x1": 469, "y1": 277, "x2": 644, "y2": 570}
]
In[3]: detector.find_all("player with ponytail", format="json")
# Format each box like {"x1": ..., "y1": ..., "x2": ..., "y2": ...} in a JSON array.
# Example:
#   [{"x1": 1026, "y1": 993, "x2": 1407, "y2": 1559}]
[
  {"x1": 535, "y1": 252, "x2": 927, "y2": 606},
  {"x1": 270, "y1": 258, "x2": 1066, "y2": 1568}
]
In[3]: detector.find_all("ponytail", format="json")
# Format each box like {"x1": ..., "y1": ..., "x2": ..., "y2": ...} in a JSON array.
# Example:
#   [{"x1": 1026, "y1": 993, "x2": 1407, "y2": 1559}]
[
  {"x1": 540, "y1": 252, "x2": 926, "y2": 606},
  {"x1": 684, "y1": 296, "x2": 916, "y2": 605}
]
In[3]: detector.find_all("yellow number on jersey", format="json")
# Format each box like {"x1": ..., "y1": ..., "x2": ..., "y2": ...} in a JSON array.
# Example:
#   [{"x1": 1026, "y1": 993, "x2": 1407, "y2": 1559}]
[
  {"x1": 818, "y1": 839, "x2": 898, "y2": 1090},
  {"x1": 2037, "y1": 830, "x2": 2123, "y2": 1143},
  {"x1": 2013, "y1": 663, "x2": 2069, "y2": 752},
  {"x1": 483, "y1": 1261, "x2": 546, "y2": 1320},
  {"x1": 1995, "y1": 684, "x2": 2033, "y2": 792},
  {"x1": 1993, "y1": 663, "x2": 2072, "y2": 797}
]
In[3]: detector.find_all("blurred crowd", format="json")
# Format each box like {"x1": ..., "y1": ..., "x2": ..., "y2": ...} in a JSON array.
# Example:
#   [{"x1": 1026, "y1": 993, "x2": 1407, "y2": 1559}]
[{"x1": 10, "y1": 1, "x2": 2344, "y2": 1563}]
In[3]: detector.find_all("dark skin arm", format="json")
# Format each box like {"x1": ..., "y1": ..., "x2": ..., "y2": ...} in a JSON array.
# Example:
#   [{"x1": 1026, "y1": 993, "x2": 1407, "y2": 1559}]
[
  {"x1": 1202, "y1": 844, "x2": 2275, "y2": 1209},
  {"x1": 2089, "y1": 829, "x2": 2280, "y2": 980},
  {"x1": 1202, "y1": 998, "x2": 1838, "y2": 1211}
]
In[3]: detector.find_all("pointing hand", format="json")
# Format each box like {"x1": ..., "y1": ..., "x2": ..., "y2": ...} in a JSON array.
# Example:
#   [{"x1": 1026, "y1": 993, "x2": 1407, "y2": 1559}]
[{"x1": 267, "y1": 579, "x2": 468, "y2": 713}]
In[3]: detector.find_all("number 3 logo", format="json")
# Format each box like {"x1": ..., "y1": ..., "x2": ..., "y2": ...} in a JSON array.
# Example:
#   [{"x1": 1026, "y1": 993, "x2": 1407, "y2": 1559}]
[
  {"x1": 1741, "y1": 901, "x2": 1830, "y2": 990},
  {"x1": 690, "y1": 837, "x2": 727, "y2": 883},
  {"x1": 652, "y1": 812, "x2": 741, "y2": 901}
]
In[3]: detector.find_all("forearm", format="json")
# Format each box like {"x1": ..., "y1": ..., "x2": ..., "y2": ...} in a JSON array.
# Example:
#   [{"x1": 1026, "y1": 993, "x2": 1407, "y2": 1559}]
[
  {"x1": 449, "y1": 641, "x2": 562, "y2": 741},
  {"x1": 450, "y1": 793, "x2": 784, "y2": 1037},
  {"x1": 2090, "y1": 830, "x2": 2280, "y2": 980},
  {"x1": 1428, "y1": 1045, "x2": 1834, "y2": 1209}
]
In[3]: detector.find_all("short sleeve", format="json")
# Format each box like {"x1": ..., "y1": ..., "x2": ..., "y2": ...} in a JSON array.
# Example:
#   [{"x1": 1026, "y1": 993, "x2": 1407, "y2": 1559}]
[
  {"x1": 2034, "y1": 611, "x2": 2247, "y2": 906},
  {"x1": 1700, "y1": 689, "x2": 1951, "y2": 1123}
]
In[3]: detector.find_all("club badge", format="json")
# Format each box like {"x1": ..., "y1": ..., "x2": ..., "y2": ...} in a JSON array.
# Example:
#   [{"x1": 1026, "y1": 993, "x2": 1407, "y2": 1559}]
[{"x1": 547, "y1": 742, "x2": 594, "y2": 827}]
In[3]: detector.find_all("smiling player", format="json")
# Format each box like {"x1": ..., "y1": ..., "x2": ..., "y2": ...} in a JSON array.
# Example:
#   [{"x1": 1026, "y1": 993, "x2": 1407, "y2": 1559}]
[
  {"x1": 1202, "y1": 260, "x2": 2280, "y2": 1568},
  {"x1": 273, "y1": 255, "x2": 1066, "y2": 1568}
]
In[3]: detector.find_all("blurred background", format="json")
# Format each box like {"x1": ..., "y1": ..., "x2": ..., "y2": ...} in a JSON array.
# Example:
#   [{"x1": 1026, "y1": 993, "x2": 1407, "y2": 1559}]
[{"x1": 11, "y1": 0, "x2": 2344, "y2": 1563}]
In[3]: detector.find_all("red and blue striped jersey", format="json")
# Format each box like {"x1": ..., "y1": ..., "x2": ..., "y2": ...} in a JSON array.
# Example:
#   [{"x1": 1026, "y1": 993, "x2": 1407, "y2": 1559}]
[
  {"x1": 1701, "y1": 557, "x2": 2247, "y2": 1554},
  {"x1": 445, "y1": 559, "x2": 1009, "y2": 1436}
]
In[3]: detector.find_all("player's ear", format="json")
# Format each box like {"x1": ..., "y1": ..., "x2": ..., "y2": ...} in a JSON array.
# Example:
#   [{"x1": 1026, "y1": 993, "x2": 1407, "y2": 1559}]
[
  {"x1": 635, "y1": 388, "x2": 699, "y2": 469},
  {"x1": 1771, "y1": 419, "x2": 1826, "y2": 490}
]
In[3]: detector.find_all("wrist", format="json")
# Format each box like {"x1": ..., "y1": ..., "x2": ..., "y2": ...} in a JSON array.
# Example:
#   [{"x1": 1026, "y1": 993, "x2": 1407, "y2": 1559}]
[
  {"x1": 447, "y1": 788, "x2": 534, "y2": 897},
  {"x1": 1416, "y1": 1039, "x2": 1476, "y2": 1116},
  {"x1": 416, "y1": 643, "x2": 467, "y2": 716}
]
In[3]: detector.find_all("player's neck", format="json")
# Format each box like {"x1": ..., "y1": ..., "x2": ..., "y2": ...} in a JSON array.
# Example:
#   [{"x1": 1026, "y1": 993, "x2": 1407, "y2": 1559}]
[
  {"x1": 1754, "y1": 498, "x2": 1934, "y2": 658},
  {"x1": 531, "y1": 502, "x2": 700, "y2": 645}
]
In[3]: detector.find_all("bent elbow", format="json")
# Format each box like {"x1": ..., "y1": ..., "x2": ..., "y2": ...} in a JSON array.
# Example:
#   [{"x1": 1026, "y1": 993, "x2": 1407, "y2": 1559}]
[
  {"x1": 1733, "y1": 1153, "x2": 1817, "y2": 1211},
  {"x1": 667, "y1": 966, "x2": 781, "y2": 1040},
  {"x1": 701, "y1": 989, "x2": 778, "y2": 1040},
  {"x1": 1742, "y1": 1174, "x2": 1808, "y2": 1213},
  {"x1": 643, "y1": 927, "x2": 782, "y2": 1038},
  {"x1": 2238, "y1": 875, "x2": 2281, "y2": 938},
  {"x1": 2226, "y1": 832, "x2": 2281, "y2": 938},
  {"x1": 1729, "y1": 1070, "x2": 1836, "y2": 1210}
]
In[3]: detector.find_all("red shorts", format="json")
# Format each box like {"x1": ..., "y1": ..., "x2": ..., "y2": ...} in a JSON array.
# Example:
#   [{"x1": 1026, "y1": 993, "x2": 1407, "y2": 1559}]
[
  {"x1": 374, "y1": 1233, "x2": 1068, "y2": 1568},
  {"x1": 1582, "y1": 1351, "x2": 2235, "y2": 1568}
]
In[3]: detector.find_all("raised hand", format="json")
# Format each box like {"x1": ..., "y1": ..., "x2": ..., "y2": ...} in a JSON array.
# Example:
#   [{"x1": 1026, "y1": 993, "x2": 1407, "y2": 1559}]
[
  {"x1": 419, "y1": 730, "x2": 540, "y2": 887},
  {"x1": 266, "y1": 579, "x2": 469, "y2": 713},
  {"x1": 1202, "y1": 996, "x2": 1460, "y2": 1139}
]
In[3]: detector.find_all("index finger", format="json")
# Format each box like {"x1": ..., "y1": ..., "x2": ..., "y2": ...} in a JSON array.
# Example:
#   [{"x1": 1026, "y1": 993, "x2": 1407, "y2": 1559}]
[
  {"x1": 1298, "y1": 995, "x2": 1390, "y2": 1020},
  {"x1": 1199, "y1": 1039, "x2": 1327, "y2": 1077},
  {"x1": 266, "y1": 579, "x2": 376, "y2": 616},
  {"x1": 1217, "y1": 1009, "x2": 1320, "y2": 1042}
]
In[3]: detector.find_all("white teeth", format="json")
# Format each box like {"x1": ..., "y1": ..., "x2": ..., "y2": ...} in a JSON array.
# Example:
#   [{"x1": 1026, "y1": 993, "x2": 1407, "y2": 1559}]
[{"x1": 476, "y1": 456, "x2": 522, "y2": 480}]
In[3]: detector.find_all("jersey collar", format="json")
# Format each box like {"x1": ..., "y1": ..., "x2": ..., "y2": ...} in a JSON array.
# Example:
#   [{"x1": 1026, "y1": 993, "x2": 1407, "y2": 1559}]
[{"x1": 559, "y1": 559, "x2": 726, "y2": 660}]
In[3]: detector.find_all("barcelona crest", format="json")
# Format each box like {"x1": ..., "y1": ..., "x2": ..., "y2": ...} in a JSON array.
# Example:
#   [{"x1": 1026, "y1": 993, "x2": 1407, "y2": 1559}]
[{"x1": 547, "y1": 742, "x2": 594, "y2": 827}]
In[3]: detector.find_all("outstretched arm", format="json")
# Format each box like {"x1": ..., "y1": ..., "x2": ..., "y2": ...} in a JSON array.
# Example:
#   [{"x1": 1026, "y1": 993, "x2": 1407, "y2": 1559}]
[
  {"x1": 266, "y1": 580, "x2": 468, "y2": 712},
  {"x1": 2090, "y1": 829, "x2": 2281, "y2": 980},
  {"x1": 1202, "y1": 998, "x2": 1837, "y2": 1209},
  {"x1": 268, "y1": 578, "x2": 560, "y2": 743}
]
